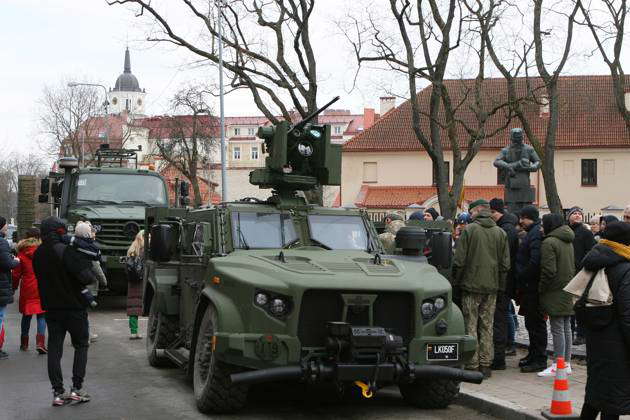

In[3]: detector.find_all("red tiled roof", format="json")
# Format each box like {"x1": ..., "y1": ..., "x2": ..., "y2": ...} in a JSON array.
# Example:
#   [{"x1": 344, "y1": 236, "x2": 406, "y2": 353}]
[
  {"x1": 224, "y1": 116, "x2": 269, "y2": 125},
  {"x1": 355, "y1": 185, "x2": 506, "y2": 209},
  {"x1": 344, "y1": 75, "x2": 630, "y2": 152},
  {"x1": 136, "y1": 115, "x2": 221, "y2": 138}
]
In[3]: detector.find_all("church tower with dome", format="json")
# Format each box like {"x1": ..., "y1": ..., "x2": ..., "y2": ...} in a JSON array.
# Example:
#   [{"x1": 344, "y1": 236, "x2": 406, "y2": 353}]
[{"x1": 107, "y1": 48, "x2": 146, "y2": 116}]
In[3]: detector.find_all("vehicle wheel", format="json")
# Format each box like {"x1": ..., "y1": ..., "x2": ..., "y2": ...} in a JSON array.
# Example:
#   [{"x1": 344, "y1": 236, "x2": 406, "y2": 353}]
[
  {"x1": 399, "y1": 379, "x2": 460, "y2": 409},
  {"x1": 193, "y1": 305, "x2": 248, "y2": 414},
  {"x1": 146, "y1": 297, "x2": 178, "y2": 367}
]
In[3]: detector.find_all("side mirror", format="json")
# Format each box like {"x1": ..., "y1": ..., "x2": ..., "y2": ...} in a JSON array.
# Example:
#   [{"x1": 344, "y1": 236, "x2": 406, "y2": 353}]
[
  {"x1": 180, "y1": 181, "x2": 189, "y2": 197},
  {"x1": 149, "y1": 224, "x2": 176, "y2": 262},
  {"x1": 40, "y1": 178, "x2": 50, "y2": 194},
  {"x1": 428, "y1": 231, "x2": 453, "y2": 269},
  {"x1": 38, "y1": 194, "x2": 49, "y2": 203}
]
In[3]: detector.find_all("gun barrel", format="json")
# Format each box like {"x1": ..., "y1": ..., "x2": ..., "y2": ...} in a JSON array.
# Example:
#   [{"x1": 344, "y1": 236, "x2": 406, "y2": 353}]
[{"x1": 290, "y1": 96, "x2": 340, "y2": 132}]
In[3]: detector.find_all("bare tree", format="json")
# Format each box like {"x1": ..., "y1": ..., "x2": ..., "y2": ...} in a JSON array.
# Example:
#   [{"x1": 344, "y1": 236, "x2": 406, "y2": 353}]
[
  {"x1": 473, "y1": 0, "x2": 580, "y2": 214},
  {"x1": 346, "y1": 0, "x2": 521, "y2": 218},
  {"x1": 152, "y1": 86, "x2": 219, "y2": 207},
  {"x1": 577, "y1": 0, "x2": 629, "y2": 134},
  {"x1": 107, "y1": 0, "x2": 330, "y2": 204},
  {"x1": 0, "y1": 152, "x2": 48, "y2": 220},
  {"x1": 38, "y1": 79, "x2": 102, "y2": 164}
]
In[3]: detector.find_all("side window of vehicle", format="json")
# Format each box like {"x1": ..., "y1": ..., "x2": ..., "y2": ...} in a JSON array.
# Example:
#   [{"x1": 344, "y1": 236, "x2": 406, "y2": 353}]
[{"x1": 192, "y1": 224, "x2": 205, "y2": 256}]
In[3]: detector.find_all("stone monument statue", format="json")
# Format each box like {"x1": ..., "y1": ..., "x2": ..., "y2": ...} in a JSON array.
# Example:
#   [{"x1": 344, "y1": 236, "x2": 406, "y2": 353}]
[{"x1": 493, "y1": 128, "x2": 541, "y2": 212}]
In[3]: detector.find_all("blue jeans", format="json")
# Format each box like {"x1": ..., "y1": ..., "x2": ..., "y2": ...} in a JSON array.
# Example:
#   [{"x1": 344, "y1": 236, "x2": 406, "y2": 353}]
[
  {"x1": 0, "y1": 304, "x2": 5, "y2": 334},
  {"x1": 21, "y1": 313, "x2": 46, "y2": 336},
  {"x1": 507, "y1": 301, "x2": 518, "y2": 344}
]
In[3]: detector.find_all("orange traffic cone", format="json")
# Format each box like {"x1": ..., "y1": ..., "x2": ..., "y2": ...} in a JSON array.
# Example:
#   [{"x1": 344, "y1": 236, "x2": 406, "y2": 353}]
[{"x1": 541, "y1": 357, "x2": 579, "y2": 419}]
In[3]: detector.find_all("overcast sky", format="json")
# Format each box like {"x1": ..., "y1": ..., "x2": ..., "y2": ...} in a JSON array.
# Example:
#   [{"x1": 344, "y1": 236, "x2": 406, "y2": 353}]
[{"x1": 1, "y1": 0, "x2": 628, "y2": 157}]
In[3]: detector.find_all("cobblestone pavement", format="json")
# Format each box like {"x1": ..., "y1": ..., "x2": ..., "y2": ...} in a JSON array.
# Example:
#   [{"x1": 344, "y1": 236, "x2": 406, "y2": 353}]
[{"x1": 0, "y1": 296, "x2": 495, "y2": 420}]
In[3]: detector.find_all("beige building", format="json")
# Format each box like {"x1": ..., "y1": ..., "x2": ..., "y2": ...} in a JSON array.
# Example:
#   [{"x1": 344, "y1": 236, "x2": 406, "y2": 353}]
[{"x1": 342, "y1": 75, "x2": 630, "y2": 220}]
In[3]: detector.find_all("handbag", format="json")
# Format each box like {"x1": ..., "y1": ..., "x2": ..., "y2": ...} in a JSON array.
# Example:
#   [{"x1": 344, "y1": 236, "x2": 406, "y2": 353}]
[
  {"x1": 125, "y1": 256, "x2": 144, "y2": 283},
  {"x1": 573, "y1": 269, "x2": 613, "y2": 331}
]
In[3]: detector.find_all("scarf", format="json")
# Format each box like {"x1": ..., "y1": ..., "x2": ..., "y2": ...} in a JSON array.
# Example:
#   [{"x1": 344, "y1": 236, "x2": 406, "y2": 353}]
[{"x1": 600, "y1": 239, "x2": 630, "y2": 261}]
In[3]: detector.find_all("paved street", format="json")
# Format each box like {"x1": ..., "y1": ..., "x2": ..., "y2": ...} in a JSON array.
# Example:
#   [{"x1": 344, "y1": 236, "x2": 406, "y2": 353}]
[{"x1": 0, "y1": 296, "x2": 495, "y2": 420}]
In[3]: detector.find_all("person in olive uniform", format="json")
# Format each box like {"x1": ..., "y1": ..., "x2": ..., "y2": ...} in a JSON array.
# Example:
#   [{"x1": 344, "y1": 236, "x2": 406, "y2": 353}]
[
  {"x1": 538, "y1": 213, "x2": 575, "y2": 377},
  {"x1": 452, "y1": 199, "x2": 510, "y2": 378}
]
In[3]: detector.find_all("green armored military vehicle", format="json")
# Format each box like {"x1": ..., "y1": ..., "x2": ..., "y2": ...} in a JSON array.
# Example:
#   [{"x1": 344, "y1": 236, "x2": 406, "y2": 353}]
[
  {"x1": 38, "y1": 146, "x2": 170, "y2": 294},
  {"x1": 143, "y1": 98, "x2": 482, "y2": 414}
]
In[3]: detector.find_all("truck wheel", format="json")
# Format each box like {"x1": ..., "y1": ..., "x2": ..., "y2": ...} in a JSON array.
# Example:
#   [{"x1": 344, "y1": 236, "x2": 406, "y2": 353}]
[
  {"x1": 193, "y1": 305, "x2": 248, "y2": 414},
  {"x1": 146, "y1": 297, "x2": 178, "y2": 367},
  {"x1": 399, "y1": 379, "x2": 460, "y2": 409}
]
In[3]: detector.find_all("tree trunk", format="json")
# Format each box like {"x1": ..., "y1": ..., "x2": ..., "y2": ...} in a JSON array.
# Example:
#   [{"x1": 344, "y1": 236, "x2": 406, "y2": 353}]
[{"x1": 189, "y1": 167, "x2": 202, "y2": 208}]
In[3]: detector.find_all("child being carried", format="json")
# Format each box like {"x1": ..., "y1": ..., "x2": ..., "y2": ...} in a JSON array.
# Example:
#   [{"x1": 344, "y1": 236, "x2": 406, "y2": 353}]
[{"x1": 63, "y1": 221, "x2": 104, "y2": 307}]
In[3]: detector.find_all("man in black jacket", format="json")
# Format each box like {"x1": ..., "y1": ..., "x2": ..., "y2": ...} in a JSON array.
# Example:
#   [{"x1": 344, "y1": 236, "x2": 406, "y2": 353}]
[
  {"x1": 32, "y1": 217, "x2": 96, "y2": 406},
  {"x1": 0, "y1": 216, "x2": 20, "y2": 360},
  {"x1": 515, "y1": 205, "x2": 548, "y2": 372},
  {"x1": 567, "y1": 206, "x2": 596, "y2": 346},
  {"x1": 489, "y1": 198, "x2": 520, "y2": 370}
]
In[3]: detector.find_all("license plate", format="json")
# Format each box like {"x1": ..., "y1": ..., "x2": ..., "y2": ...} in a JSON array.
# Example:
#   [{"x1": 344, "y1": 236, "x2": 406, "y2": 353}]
[{"x1": 427, "y1": 343, "x2": 458, "y2": 361}]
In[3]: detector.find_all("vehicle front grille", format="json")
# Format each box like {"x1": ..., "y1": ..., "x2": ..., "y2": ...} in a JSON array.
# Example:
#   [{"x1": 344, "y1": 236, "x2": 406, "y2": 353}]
[
  {"x1": 298, "y1": 289, "x2": 415, "y2": 347},
  {"x1": 93, "y1": 219, "x2": 144, "y2": 248}
]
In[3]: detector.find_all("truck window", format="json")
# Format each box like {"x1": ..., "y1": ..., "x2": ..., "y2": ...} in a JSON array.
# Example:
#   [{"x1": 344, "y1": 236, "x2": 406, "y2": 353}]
[
  {"x1": 307, "y1": 215, "x2": 369, "y2": 250},
  {"x1": 231, "y1": 212, "x2": 297, "y2": 249},
  {"x1": 75, "y1": 173, "x2": 168, "y2": 206}
]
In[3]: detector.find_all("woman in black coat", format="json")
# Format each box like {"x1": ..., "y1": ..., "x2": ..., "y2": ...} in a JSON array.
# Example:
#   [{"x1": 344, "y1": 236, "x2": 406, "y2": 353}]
[{"x1": 580, "y1": 222, "x2": 630, "y2": 420}]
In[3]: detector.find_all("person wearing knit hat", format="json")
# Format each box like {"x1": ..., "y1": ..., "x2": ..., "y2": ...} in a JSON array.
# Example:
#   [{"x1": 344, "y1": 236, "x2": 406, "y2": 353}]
[
  {"x1": 408, "y1": 210, "x2": 425, "y2": 221},
  {"x1": 566, "y1": 206, "x2": 596, "y2": 346},
  {"x1": 489, "y1": 198, "x2": 506, "y2": 214},
  {"x1": 516, "y1": 205, "x2": 548, "y2": 372},
  {"x1": 425, "y1": 208, "x2": 440, "y2": 221},
  {"x1": 452, "y1": 199, "x2": 510, "y2": 378},
  {"x1": 0, "y1": 216, "x2": 20, "y2": 360},
  {"x1": 579, "y1": 221, "x2": 630, "y2": 418}
]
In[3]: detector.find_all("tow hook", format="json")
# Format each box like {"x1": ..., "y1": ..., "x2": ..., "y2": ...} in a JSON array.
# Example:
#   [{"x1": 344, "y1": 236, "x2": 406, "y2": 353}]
[{"x1": 354, "y1": 381, "x2": 374, "y2": 399}]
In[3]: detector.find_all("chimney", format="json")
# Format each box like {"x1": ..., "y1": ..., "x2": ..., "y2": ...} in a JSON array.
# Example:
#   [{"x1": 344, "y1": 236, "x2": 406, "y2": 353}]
[
  {"x1": 380, "y1": 96, "x2": 396, "y2": 116},
  {"x1": 363, "y1": 108, "x2": 375, "y2": 130}
]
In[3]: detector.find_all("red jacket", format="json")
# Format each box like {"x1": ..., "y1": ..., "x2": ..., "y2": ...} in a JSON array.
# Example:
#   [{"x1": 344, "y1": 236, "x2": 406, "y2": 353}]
[{"x1": 12, "y1": 238, "x2": 44, "y2": 315}]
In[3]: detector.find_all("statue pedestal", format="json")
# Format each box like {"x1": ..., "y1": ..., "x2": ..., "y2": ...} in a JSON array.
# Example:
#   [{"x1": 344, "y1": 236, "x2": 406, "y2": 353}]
[{"x1": 505, "y1": 185, "x2": 535, "y2": 213}]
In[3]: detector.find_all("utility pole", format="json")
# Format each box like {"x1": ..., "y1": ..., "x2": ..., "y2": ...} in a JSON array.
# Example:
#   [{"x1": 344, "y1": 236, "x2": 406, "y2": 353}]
[{"x1": 217, "y1": 0, "x2": 227, "y2": 202}]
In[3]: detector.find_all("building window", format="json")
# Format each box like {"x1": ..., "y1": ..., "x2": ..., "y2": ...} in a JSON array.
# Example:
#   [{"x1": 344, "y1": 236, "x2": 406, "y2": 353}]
[
  {"x1": 581, "y1": 159, "x2": 597, "y2": 186},
  {"x1": 362, "y1": 162, "x2": 377, "y2": 183},
  {"x1": 233, "y1": 146, "x2": 241, "y2": 160},
  {"x1": 497, "y1": 167, "x2": 506, "y2": 185},
  {"x1": 234, "y1": 127, "x2": 241, "y2": 136},
  {"x1": 334, "y1": 125, "x2": 342, "y2": 134},
  {"x1": 251, "y1": 146, "x2": 259, "y2": 160},
  {"x1": 125, "y1": 99, "x2": 131, "y2": 111},
  {"x1": 248, "y1": 127, "x2": 255, "y2": 136},
  {"x1": 432, "y1": 161, "x2": 450, "y2": 186}
]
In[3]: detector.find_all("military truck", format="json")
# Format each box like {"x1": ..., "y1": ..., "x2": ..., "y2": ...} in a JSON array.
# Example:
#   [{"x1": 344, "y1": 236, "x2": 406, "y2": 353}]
[
  {"x1": 38, "y1": 145, "x2": 171, "y2": 294},
  {"x1": 143, "y1": 98, "x2": 482, "y2": 414}
]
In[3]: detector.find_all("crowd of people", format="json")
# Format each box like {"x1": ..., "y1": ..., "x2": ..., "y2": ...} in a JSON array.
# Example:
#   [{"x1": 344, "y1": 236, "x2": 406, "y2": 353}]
[
  {"x1": 0, "y1": 216, "x2": 145, "y2": 407},
  {"x1": 449, "y1": 200, "x2": 630, "y2": 420}
]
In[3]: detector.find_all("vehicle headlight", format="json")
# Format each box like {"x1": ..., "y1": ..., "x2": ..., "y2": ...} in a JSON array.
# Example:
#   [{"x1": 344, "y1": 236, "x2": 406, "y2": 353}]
[
  {"x1": 254, "y1": 292, "x2": 268, "y2": 306},
  {"x1": 421, "y1": 295, "x2": 448, "y2": 321},
  {"x1": 434, "y1": 297, "x2": 446, "y2": 311},
  {"x1": 270, "y1": 298, "x2": 287, "y2": 316},
  {"x1": 421, "y1": 302, "x2": 435, "y2": 319},
  {"x1": 253, "y1": 289, "x2": 293, "y2": 319}
]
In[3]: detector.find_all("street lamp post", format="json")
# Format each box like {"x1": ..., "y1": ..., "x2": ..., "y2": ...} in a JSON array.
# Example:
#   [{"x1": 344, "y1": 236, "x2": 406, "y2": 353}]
[
  {"x1": 216, "y1": 0, "x2": 227, "y2": 202},
  {"x1": 68, "y1": 82, "x2": 111, "y2": 165}
]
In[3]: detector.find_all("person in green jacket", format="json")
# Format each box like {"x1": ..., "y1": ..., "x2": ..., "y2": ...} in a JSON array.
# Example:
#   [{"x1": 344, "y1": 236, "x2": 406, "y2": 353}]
[
  {"x1": 538, "y1": 213, "x2": 575, "y2": 377},
  {"x1": 453, "y1": 200, "x2": 510, "y2": 378}
]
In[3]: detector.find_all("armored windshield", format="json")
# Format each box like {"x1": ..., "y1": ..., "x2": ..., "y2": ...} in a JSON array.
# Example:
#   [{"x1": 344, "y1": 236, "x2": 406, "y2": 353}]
[
  {"x1": 232, "y1": 212, "x2": 297, "y2": 249},
  {"x1": 75, "y1": 173, "x2": 168, "y2": 206},
  {"x1": 307, "y1": 215, "x2": 369, "y2": 250}
]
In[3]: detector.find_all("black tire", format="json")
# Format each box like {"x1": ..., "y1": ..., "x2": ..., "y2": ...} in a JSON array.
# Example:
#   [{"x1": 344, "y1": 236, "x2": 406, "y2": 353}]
[
  {"x1": 193, "y1": 305, "x2": 248, "y2": 414},
  {"x1": 146, "y1": 296, "x2": 178, "y2": 367},
  {"x1": 399, "y1": 379, "x2": 460, "y2": 409}
]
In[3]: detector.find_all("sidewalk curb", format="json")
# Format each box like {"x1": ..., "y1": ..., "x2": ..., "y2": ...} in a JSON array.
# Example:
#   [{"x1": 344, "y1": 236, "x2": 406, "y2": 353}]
[{"x1": 458, "y1": 389, "x2": 545, "y2": 420}]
